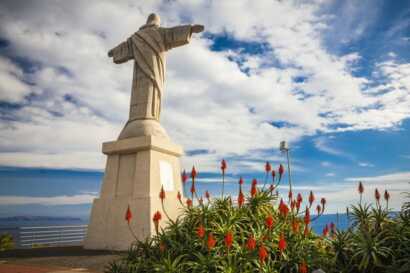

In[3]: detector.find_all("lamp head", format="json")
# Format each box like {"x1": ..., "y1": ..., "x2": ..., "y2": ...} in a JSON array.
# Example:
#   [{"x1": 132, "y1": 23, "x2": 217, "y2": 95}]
[{"x1": 280, "y1": 141, "x2": 288, "y2": 152}]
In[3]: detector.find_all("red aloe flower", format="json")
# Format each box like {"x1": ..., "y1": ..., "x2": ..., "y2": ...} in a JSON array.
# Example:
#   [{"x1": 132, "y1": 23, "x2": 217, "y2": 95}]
[
  {"x1": 153, "y1": 211, "x2": 161, "y2": 234},
  {"x1": 282, "y1": 205, "x2": 289, "y2": 217},
  {"x1": 190, "y1": 182, "x2": 196, "y2": 194},
  {"x1": 207, "y1": 233, "x2": 216, "y2": 250},
  {"x1": 296, "y1": 200, "x2": 301, "y2": 212},
  {"x1": 246, "y1": 236, "x2": 256, "y2": 250},
  {"x1": 375, "y1": 188, "x2": 381, "y2": 203},
  {"x1": 252, "y1": 178, "x2": 257, "y2": 186},
  {"x1": 316, "y1": 204, "x2": 321, "y2": 215},
  {"x1": 224, "y1": 231, "x2": 233, "y2": 249},
  {"x1": 221, "y1": 159, "x2": 227, "y2": 173},
  {"x1": 159, "y1": 185, "x2": 165, "y2": 201},
  {"x1": 238, "y1": 189, "x2": 245, "y2": 207},
  {"x1": 251, "y1": 179, "x2": 257, "y2": 197},
  {"x1": 190, "y1": 166, "x2": 197, "y2": 199},
  {"x1": 278, "y1": 233, "x2": 286, "y2": 252},
  {"x1": 153, "y1": 211, "x2": 162, "y2": 222},
  {"x1": 296, "y1": 193, "x2": 302, "y2": 212},
  {"x1": 279, "y1": 199, "x2": 289, "y2": 217},
  {"x1": 196, "y1": 224, "x2": 205, "y2": 238},
  {"x1": 292, "y1": 219, "x2": 300, "y2": 233},
  {"x1": 304, "y1": 207, "x2": 310, "y2": 225},
  {"x1": 258, "y1": 245, "x2": 268, "y2": 263},
  {"x1": 330, "y1": 222, "x2": 336, "y2": 237},
  {"x1": 205, "y1": 190, "x2": 210, "y2": 200},
  {"x1": 271, "y1": 170, "x2": 276, "y2": 182},
  {"x1": 125, "y1": 205, "x2": 132, "y2": 224},
  {"x1": 297, "y1": 193, "x2": 303, "y2": 203},
  {"x1": 265, "y1": 161, "x2": 272, "y2": 173},
  {"x1": 320, "y1": 197, "x2": 326, "y2": 213},
  {"x1": 290, "y1": 200, "x2": 296, "y2": 211},
  {"x1": 191, "y1": 166, "x2": 197, "y2": 179},
  {"x1": 239, "y1": 177, "x2": 244, "y2": 185},
  {"x1": 358, "y1": 181, "x2": 364, "y2": 203},
  {"x1": 265, "y1": 214, "x2": 274, "y2": 229},
  {"x1": 308, "y1": 191, "x2": 315, "y2": 206},
  {"x1": 181, "y1": 170, "x2": 188, "y2": 184},
  {"x1": 186, "y1": 198, "x2": 193, "y2": 208},
  {"x1": 304, "y1": 225, "x2": 310, "y2": 237},
  {"x1": 288, "y1": 190, "x2": 293, "y2": 201},
  {"x1": 177, "y1": 191, "x2": 182, "y2": 202},
  {"x1": 278, "y1": 164, "x2": 285, "y2": 181},
  {"x1": 358, "y1": 181, "x2": 364, "y2": 194},
  {"x1": 323, "y1": 224, "x2": 329, "y2": 236},
  {"x1": 299, "y1": 261, "x2": 308, "y2": 273},
  {"x1": 384, "y1": 190, "x2": 390, "y2": 202}
]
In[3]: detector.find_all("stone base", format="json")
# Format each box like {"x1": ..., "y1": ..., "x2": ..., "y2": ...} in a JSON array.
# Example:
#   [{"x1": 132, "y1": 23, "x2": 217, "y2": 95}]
[
  {"x1": 118, "y1": 119, "x2": 169, "y2": 140},
  {"x1": 84, "y1": 136, "x2": 185, "y2": 251}
]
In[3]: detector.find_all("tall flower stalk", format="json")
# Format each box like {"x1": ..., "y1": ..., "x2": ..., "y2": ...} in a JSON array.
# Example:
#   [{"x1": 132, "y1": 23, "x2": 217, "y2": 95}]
[
  {"x1": 190, "y1": 166, "x2": 198, "y2": 201},
  {"x1": 125, "y1": 205, "x2": 138, "y2": 240},
  {"x1": 384, "y1": 190, "x2": 390, "y2": 209},
  {"x1": 358, "y1": 181, "x2": 364, "y2": 204},
  {"x1": 238, "y1": 177, "x2": 245, "y2": 208},
  {"x1": 159, "y1": 185, "x2": 171, "y2": 221},
  {"x1": 152, "y1": 211, "x2": 162, "y2": 235},
  {"x1": 220, "y1": 159, "x2": 227, "y2": 198},
  {"x1": 262, "y1": 161, "x2": 271, "y2": 190}
]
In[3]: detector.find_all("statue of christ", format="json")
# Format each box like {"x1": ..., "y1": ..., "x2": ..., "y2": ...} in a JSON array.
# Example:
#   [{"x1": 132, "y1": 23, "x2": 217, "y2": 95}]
[{"x1": 108, "y1": 13, "x2": 204, "y2": 139}]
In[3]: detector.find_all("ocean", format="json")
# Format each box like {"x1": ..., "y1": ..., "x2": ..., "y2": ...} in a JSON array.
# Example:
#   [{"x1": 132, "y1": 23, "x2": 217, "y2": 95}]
[{"x1": 0, "y1": 214, "x2": 348, "y2": 249}]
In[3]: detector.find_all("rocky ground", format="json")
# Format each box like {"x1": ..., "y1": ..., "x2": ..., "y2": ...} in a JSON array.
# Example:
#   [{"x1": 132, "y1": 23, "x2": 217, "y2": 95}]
[{"x1": 0, "y1": 246, "x2": 122, "y2": 273}]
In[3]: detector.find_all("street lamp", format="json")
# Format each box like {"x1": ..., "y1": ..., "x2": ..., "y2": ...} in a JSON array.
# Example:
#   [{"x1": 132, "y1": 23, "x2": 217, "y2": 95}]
[{"x1": 280, "y1": 141, "x2": 292, "y2": 194}]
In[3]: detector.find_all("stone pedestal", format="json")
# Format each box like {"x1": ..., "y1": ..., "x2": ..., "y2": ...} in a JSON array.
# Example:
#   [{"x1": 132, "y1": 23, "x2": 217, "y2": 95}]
[{"x1": 84, "y1": 135, "x2": 184, "y2": 250}]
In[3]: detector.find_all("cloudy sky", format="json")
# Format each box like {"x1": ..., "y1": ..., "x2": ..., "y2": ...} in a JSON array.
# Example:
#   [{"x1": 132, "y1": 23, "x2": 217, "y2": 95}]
[{"x1": 0, "y1": 0, "x2": 409, "y2": 217}]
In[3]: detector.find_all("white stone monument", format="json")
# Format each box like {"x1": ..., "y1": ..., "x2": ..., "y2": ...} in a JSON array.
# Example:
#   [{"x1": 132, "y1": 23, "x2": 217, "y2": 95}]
[{"x1": 84, "y1": 14, "x2": 204, "y2": 250}]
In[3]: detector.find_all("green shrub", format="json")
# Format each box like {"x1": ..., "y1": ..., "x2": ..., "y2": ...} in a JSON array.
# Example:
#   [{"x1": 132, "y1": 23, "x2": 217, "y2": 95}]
[
  {"x1": 0, "y1": 233, "x2": 14, "y2": 251},
  {"x1": 330, "y1": 188, "x2": 410, "y2": 273}
]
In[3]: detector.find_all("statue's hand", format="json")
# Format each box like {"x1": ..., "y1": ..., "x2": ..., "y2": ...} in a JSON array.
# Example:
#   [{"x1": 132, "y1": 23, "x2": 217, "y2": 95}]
[
  {"x1": 108, "y1": 49, "x2": 114, "y2": 57},
  {"x1": 191, "y1": 24, "x2": 204, "y2": 33}
]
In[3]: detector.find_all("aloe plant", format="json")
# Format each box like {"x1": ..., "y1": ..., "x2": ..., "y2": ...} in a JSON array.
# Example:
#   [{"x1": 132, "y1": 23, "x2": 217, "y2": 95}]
[{"x1": 106, "y1": 163, "x2": 410, "y2": 273}]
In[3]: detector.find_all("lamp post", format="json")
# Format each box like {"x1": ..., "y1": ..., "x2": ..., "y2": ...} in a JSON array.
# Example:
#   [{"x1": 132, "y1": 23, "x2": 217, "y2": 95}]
[{"x1": 280, "y1": 141, "x2": 292, "y2": 194}]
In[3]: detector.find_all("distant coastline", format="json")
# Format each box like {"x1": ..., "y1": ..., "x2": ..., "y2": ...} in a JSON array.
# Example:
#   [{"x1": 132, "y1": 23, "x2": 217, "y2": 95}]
[
  {"x1": 0, "y1": 216, "x2": 84, "y2": 222},
  {"x1": 0, "y1": 214, "x2": 350, "y2": 233}
]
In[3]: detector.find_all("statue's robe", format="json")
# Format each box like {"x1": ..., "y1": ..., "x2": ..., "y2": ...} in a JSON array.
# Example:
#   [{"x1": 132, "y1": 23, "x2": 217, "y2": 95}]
[{"x1": 110, "y1": 24, "x2": 192, "y2": 121}]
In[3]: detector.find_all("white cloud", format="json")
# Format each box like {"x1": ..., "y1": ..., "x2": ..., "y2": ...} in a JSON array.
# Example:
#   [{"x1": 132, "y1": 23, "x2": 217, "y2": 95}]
[
  {"x1": 321, "y1": 161, "x2": 331, "y2": 167},
  {"x1": 314, "y1": 137, "x2": 347, "y2": 157},
  {"x1": 358, "y1": 162, "x2": 374, "y2": 167},
  {"x1": 345, "y1": 171, "x2": 410, "y2": 183},
  {"x1": 0, "y1": 0, "x2": 408, "y2": 173},
  {"x1": 0, "y1": 194, "x2": 97, "y2": 205},
  {"x1": 0, "y1": 56, "x2": 31, "y2": 102},
  {"x1": 195, "y1": 177, "x2": 237, "y2": 184}
]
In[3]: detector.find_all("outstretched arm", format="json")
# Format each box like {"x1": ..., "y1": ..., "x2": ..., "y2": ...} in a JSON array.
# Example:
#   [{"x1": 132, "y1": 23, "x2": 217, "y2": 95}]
[
  {"x1": 107, "y1": 38, "x2": 133, "y2": 64},
  {"x1": 191, "y1": 24, "x2": 204, "y2": 34},
  {"x1": 161, "y1": 24, "x2": 205, "y2": 50}
]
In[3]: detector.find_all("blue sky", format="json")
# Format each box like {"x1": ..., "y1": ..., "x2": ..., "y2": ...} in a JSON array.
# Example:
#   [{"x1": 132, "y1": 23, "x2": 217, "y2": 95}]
[{"x1": 0, "y1": 0, "x2": 409, "y2": 217}]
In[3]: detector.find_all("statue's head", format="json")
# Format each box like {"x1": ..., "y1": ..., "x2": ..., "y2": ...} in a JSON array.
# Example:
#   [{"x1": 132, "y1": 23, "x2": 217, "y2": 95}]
[{"x1": 146, "y1": 13, "x2": 160, "y2": 27}]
